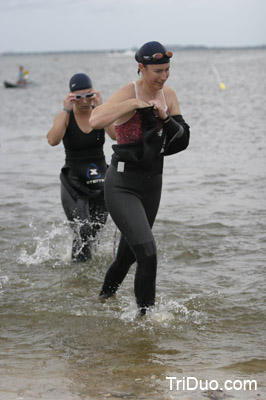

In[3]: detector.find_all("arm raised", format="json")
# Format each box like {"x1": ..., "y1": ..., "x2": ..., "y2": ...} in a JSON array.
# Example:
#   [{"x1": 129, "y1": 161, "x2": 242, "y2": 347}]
[
  {"x1": 89, "y1": 83, "x2": 149, "y2": 129},
  {"x1": 46, "y1": 92, "x2": 75, "y2": 146},
  {"x1": 46, "y1": 110, "x2": 69, "y2": 146}
]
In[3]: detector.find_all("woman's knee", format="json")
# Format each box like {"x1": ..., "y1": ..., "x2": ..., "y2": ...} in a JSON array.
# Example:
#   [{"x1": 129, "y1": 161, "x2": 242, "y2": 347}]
[{"x1": 132, "y1": 240, "x2": 157, "y2": 263}]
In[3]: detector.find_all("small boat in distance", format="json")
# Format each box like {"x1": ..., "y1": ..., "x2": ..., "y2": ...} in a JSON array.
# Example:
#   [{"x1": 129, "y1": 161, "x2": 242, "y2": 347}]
[
  {"x1": 3, "y1": 80, "x2": 30, "y2": 88},
  {"x1": 4, "y1": 67, "x2": 31, "y2": 88}
]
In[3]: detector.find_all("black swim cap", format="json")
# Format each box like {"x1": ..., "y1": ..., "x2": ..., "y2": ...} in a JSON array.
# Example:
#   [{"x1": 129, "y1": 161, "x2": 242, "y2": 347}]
[
  {"x1": 135, "y1": 41, "x2": 172, "y2": 65},
  {"x1": 69, "y1": 73, "x2": 92, "y2": 92}
]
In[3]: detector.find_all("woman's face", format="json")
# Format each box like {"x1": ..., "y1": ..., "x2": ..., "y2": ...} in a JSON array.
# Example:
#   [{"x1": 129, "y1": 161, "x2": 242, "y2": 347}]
[
  {"x1": 73, "y1": 88, "x2": 94, "y2": 112},
  {"x1": 141, "y1": 63, "x2": 170, "y2": 89}
]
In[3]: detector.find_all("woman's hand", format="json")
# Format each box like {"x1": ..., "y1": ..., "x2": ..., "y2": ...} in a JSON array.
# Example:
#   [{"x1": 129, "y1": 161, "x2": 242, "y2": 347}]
[
  {"x1": 148, "y1": 99, "x2": 168, "y2": 120},
  {"x1": 63, "y1": 92, "x2": 76, "y2": 111},
  {"x1": 91, "y1": 90, "x2": 103, "y2": 108}
]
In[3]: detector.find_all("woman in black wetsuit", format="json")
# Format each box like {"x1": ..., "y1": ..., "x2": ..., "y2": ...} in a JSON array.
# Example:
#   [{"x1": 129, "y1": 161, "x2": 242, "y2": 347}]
[
  {"x1": 90, "y1": 41, "x2": 190, "y2": 314},
  {"x1": 47, "y1": 73, "x2": 116, "y2": 262}
]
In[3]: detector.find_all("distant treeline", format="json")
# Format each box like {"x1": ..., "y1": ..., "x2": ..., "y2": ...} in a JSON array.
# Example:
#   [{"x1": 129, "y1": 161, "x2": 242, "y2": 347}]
[{"x1": 2, "y1": 44, "x2": 266, "y2": 56}]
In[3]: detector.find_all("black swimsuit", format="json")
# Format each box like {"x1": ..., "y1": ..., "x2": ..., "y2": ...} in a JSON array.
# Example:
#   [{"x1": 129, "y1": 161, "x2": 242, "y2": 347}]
[{"x1": 60, "y1": 110, "x2": 108, "y2": 261}]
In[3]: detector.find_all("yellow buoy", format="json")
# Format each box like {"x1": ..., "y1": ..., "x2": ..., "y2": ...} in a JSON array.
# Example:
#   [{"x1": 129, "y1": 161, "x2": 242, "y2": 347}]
[{"x1": 212, "y1": 65, "x2": 226, "y2": 90}]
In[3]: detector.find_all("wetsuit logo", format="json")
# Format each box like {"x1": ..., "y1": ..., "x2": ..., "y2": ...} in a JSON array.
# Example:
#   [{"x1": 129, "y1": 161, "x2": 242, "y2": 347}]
[
  {"x1": 87, "y1": 163, "x2": 101, "y2": 180},
  {"x1": 157, "y1": 128, "x2": 163, "y2": 137}
]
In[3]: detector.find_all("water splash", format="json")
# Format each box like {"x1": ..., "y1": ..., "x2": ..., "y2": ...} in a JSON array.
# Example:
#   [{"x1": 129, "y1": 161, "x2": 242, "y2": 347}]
[
  {"x1": 18, "y1": 220, "x2": 72, "y2": 266},
  {"x1": 101, "y1": 292, "x2": 209, "y2": 332},
  {"x1": 17, "y1": 217, "x2": 116, "y2": 268}
]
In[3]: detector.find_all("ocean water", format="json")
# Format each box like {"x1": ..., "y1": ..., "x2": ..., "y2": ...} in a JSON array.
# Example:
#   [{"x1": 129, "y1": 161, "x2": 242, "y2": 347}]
[{"x1": 0, "y1": 49, "x2": 266, "y2": 400}]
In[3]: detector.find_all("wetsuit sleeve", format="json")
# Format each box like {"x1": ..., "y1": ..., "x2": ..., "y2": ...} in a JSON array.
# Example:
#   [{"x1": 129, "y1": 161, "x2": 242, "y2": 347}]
[{"x1": 163, "y1": 115, "x2": 190, "y2": 156}]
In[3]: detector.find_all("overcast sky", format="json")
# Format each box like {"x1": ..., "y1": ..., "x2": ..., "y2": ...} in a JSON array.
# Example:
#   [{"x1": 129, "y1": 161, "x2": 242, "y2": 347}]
[{"x1": 0, "y1": 0, "x2": 265, "y2": 53}]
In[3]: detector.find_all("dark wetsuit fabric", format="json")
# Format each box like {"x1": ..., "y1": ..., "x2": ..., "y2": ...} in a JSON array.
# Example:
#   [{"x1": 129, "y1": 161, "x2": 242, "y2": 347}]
[
  {"x1": 100, "y1": 106, "x2": 190, "y2": 312},
  {"x1": 60, "y1": 110, "x2": 108, "y2": 261},
  {"x1": 101, "y1": 165, "x2": 162, "y2": 309}
]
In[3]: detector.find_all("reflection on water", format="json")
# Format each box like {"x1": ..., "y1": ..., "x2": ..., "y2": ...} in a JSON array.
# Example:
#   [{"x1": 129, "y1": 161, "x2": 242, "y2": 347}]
[{"x1": 1, "y1": 49, "x2": 266, "y2": 399}]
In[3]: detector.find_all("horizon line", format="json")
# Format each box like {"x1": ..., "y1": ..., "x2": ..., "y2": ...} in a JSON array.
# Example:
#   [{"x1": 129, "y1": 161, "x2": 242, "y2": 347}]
[{"x1": 1, "y1": 43, "x2": 266, "y2": 56}]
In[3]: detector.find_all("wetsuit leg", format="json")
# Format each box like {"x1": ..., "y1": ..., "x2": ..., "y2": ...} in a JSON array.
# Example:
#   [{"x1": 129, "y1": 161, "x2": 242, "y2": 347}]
[
  {"x1": 133, "y1": 241, "x2": 157, "y2": 314},
  {"x1": 99, "y1": 235, "x2": 136, "y2": 297},
  {"x1": 102, "y1": 165, "x2": 162, "y2": 311},
  {"x1": 89, "y1": 192, "x2": 108, "y2": 237},
  {"x1": 61, "y1": 182, "x2": 108, "y2": 262}
]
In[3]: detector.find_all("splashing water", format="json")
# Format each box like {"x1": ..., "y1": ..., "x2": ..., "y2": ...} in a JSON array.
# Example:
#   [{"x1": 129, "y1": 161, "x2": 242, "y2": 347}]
[{"x1": 18, "y1": 220, "x2": 72, "y2": 266}]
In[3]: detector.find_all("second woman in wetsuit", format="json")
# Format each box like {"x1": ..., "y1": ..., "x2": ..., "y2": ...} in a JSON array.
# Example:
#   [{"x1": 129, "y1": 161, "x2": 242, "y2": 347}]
[
  {"x1": 47, "y1": 73, "x2": 116, "y2": 262},
  {"x1": 90, "y1": 42, "x2": 190, "y2": 313}
]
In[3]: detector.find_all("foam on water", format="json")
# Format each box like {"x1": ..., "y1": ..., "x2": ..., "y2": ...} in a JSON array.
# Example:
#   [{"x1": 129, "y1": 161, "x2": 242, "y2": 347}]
[
  {"x1": 18, "y1": 220, "x2": 72, "y2": 266},
  {"x1": 17, "y1": 217, "x2": 116, "y2": 268},
  {"x1": 98, "y1": 291, "x2": 210, "y2": 334}
]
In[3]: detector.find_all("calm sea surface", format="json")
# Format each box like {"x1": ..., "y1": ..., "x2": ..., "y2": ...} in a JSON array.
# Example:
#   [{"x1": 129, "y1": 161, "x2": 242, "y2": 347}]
[{"x1": 0, "y1": 49, "x2": 266, "y2": 400}]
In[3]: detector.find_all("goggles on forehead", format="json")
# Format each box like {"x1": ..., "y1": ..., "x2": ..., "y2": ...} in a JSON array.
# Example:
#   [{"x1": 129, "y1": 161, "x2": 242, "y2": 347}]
[
  {"x1": 75, "y1": 92, "x2": 94, "y2": 100},
  {"x1": 142, "y1": 51, "x2": 173, "y2": 61}
]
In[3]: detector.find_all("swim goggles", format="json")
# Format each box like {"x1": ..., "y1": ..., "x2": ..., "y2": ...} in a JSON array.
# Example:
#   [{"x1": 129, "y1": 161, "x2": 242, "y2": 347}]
[
  {"x1": 75, "y1": 92, "x2": 94, "y2": 100},
  {"x1": 142, "y1": 51, "x2": 173, "y2": 61}
]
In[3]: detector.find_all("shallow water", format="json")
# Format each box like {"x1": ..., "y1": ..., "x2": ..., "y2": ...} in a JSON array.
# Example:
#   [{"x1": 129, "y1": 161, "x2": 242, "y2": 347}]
[{"x1": 1, "y1": 49, "x2": 266, "y2": 400}]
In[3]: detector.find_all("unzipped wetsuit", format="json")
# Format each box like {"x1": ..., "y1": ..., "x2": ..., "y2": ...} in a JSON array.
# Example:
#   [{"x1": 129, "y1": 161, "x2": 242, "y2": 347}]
[
  {"x1": 100, "y1": 82, "x2": 190, "y2": 313},
  {"x1": 60, "y1": 110, "x2": 108, "y2": 261}
]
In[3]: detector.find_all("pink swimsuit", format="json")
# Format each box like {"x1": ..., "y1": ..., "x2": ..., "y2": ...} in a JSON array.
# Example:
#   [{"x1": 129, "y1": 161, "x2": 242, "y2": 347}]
[{"x1": 115, "y1": 81, "x2": 167, "y2": 145}]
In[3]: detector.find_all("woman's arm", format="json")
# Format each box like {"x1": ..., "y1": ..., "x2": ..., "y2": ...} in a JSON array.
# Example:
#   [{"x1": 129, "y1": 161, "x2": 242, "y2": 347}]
[
  {"x1": 104, "y1": 124, "x2": 116, "y2": 140},
  {"x1": 166, "y1": 86, "x2": 182, "y2": 116},
  {"x1": 155, "y1": 86, "x2": 181, "y2": 118},
  {"x1": 144, "y1": 85, "x2": 181, "y2": 121},
  {"x1": 46, "y1": 92, "x2": 75, "y2": 146},
  {"x1": 89, "y1": 89, "x2": 116, "y2": 140},
  {"x1": 162, "y1": 87, "x2": 190, "y2": 155},
  {"x1": 46, "y1": 111, "x2": 69, "y2": 146},
  {"x1": 89, "y1": 83, "x2": 149, "y2": 129}
]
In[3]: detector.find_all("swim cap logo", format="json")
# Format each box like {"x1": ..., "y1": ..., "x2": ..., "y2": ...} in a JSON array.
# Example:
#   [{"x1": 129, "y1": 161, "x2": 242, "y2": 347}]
[{"x1": 87, "y1": 163, "x2": 101, "y2": 179}]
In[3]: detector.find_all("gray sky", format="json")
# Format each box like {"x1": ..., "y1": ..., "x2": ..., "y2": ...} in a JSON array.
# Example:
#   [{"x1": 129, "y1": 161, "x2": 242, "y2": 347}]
[{"x1": 0, "y1": 0, "x2": 265, "y2": 53}]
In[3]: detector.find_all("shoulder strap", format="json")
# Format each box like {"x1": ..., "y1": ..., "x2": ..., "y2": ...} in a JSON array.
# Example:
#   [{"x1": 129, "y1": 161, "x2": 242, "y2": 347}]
[
  {"x1": 132, "y1": 81, "x2": 138, "y2": 99},
  {"x1": 162, "y1": 89, "x2": 168, "y2": 111}
]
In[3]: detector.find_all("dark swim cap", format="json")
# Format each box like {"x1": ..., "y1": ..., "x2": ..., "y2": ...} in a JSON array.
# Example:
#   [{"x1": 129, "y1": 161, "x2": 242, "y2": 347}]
[
  {"x1": 135, "y1": 41, "x2": 172, "y2": 65},
  {"x1": 69, "y1": 73, "x2": 92, "y2": 92}
]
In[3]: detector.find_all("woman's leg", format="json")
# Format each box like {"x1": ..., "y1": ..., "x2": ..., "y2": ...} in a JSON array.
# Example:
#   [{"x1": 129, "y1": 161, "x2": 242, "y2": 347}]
[
  {"x1": 89, "y1": 192, "x2": 108, "y2": 238},
  {"x1": 100, "y1": 235, "x2": 136, "y2": 297},
  {"x1": 102, "y1": 165, "x2": 162, "y2": 310},
  {"x1": 61, "y1": 183, "x2": 107, "y2": 261}
]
